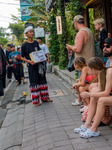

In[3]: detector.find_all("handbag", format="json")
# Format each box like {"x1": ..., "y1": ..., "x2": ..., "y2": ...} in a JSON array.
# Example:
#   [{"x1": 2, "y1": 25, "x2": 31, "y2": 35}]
[
  {"x1": 38, "y1": 63, "x2": 44, "y2": 76},
  {"x1": 67, "y1": 52, "x2": 75, "y2": 72}
]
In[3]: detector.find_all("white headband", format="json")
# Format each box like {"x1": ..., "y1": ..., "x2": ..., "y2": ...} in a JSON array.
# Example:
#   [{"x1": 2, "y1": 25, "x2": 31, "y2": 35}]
[{"x1": 24, "y1": 26, "x2": 33, "y2": 34}]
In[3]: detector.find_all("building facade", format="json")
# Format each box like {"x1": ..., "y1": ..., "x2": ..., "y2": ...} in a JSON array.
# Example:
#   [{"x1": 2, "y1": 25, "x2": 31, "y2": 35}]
[
  {"x1": 45, "y1": 0, "x2": 112, "y2": 33},
  {"x1": 83, "y1": 0, "x2": 112, "y2": 33}
]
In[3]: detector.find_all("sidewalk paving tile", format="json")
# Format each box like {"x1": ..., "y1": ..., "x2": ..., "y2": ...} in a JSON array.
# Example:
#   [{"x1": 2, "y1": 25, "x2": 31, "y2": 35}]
[
  {"x1": 91, "y1": 141, "x2": 111, "y2": 148},
  {"x1": 1, "y1": 74, "x2": 112, "y2": 150},
  {"x1": 95, "y1": 148, "x2": 112, "y2": 150}
]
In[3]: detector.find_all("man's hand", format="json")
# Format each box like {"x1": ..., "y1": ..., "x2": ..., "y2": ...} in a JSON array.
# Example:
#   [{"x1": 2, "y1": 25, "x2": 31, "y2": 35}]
[
  {"x1": 47, "y1": 58, "x2": 50, "y2": 63},
  {"x1": 29, "y1": 60, "x2": 36, "y2": 65},
  {"x1": 80, "y1": 92, "x2": 90, "y2": 99},
  {"x1": 66, "y1": 44, "x2": 73, "y2": 51},
  {"x1": 7, "y1": 63, "x2": 10, "y2": 67}
]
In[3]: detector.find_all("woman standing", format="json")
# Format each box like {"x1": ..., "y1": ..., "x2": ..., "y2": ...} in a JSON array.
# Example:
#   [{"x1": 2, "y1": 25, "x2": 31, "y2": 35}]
[{"x1": 21, "y1": 26, "x2": 52, "y2": 106}]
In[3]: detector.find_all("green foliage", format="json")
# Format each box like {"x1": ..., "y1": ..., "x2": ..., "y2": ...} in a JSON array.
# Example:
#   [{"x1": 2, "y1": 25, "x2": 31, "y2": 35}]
[
  {"x1": 0, "y1": 38, "x2": 8, "y2": 46},
  {"x1": 48, "y1": 8, "x2": 60, "y2": 63},
  {"x1": 0, "y1": 27, "x2": 9, "y2": 46},
  {"x1": 29, "y1": 0, "x2": 49, "y2": 30},
  {"x1": 28, "y1": 0, "x2": 84, "y2": 70},
  {"x1": 68, "y1": 0, "x2": 83, "y2": 18},
  {"x1": 9, "y1": 20, "x2": 25, "y2": 44},
  {"x1": 29, "y1": 0, "x2": 60, "y2": 63},
  {"x1": 0, "y1": 27, "x2": 6, "y2": 37},
  {"x1": 89, "y1": 8, "x2": 95, "y2": 35},
  {"x1": 65, "y1": 0, "x2": 84, "y2": 45},
  {"x1": 58, "y1": 0, "x2": 68, "y2": 69},
  {"x1": 48, "y1": 0, "x2": 84, "y2": 69}
]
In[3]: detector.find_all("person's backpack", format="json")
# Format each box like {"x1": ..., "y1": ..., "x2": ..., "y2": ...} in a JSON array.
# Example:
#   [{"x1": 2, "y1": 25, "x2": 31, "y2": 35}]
[{"x1": 67, "y1": 52, "x2": 75, "y2": 72}]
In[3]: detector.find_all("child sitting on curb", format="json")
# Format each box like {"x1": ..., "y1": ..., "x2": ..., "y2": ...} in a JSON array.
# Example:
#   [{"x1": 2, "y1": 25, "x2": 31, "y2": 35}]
[{"x1": 72, "y1": 57, "x2": 96, "y2": 112}]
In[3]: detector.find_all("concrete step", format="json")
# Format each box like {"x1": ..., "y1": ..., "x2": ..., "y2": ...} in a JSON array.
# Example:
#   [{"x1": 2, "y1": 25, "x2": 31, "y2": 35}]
[{"x1": 53, "y1": 65, "x2": 76, "y2": 87}]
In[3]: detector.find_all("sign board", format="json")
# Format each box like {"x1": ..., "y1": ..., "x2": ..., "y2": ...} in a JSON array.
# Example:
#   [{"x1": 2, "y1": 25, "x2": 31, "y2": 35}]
[
  {"x1": 30, "y1": 50, "x2": 46, "y2": 63},
  {"x1": 34, "y1": 27, "x2": 45, "y2": 37},
  {"x1": 56, "y1": 16, "x2": 62, "y2": 35},
  {"x1": 20, "y1": 0, "x2": 33, "y2": 21},
  {"x1": 45, "y1": 32, "x2": 50, "y2": 47}
]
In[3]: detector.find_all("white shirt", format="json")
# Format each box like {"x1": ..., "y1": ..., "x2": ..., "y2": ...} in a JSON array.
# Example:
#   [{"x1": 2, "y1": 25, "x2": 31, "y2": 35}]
[
  {"x1": 39, "y1": 44, "x2": 49, "y2": 54},
  {"x1": 3, "y1": 49, "x2": 6, "y2": 55}
]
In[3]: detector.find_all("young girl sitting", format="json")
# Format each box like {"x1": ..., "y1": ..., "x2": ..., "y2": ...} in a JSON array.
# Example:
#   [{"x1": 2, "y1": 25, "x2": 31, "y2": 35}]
[{"x1": 72, "y1": 57, "x2": 96, "y2": 112}]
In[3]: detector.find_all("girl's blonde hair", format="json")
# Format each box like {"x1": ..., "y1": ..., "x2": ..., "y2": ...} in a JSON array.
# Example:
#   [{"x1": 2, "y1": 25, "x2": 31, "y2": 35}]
[
  {"x1": 88, "y1": 57, "x2": 106, "y2": 91},
  {"x1": 94, "y1": 18, "x2": 105, "y2": 28},
  {"x1": 73, "y1": 57, "x2": 86, "y2": 68}
]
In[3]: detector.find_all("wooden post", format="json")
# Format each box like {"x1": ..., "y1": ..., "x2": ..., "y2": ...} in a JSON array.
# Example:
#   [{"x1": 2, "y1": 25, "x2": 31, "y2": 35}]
[{"x1": 103, "y1": 0, "x2": 111, "y2": 32}]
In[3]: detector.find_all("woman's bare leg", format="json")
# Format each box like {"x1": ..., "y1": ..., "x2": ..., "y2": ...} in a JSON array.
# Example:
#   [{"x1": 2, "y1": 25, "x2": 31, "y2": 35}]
[
  {"x1": 90, "y1": 96, "x2": 112, "y2": 132},
  {"x1": 79, "y1": 86, "x2": 90, "y2": 105},
  {"x1": 84, "y1": 97, "x2": 98, "y2": 127},
  {"x1": 84, "y1": 83, "x2": 100, "y2": 127}
]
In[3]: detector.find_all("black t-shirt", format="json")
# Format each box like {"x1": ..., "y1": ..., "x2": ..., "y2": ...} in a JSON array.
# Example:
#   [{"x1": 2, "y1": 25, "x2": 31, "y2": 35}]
[
  {"x1": 6, "y1": 50, "x2": 13, "y2": 64},
  {"x1": 98, "y1": 28, "x2": 107, "y2": 42},
  {"x1": 21, "y1": 41, "x2": 41, "y2": 60},
  {"x1": 0, "y1": 47, "x2": 6, "y2": 74},
  {"x1": 97, "y1": 28, "x2": 107, "y2": 50}
]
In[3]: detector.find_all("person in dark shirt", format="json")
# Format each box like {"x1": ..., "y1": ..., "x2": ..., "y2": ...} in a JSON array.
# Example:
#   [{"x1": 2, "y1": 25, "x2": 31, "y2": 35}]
[
  {"x1": 94, "y1": 18, "x2": 108, "y2": 63},
  {"x1": 0, "y1": 47, "x2": 6, "y2": 96},
  {"x1": 9, "y1": 45, "x2": 22, "y2": 86},
  {"x1": 6, "y1": 44, "x2": 13, "y2": 79},
  {"x1": 17, "y1": 47, "x2": 27, "y2": 85},
  {"x1": 21, "y1": 26, "x2": 52, "y2": 106}
]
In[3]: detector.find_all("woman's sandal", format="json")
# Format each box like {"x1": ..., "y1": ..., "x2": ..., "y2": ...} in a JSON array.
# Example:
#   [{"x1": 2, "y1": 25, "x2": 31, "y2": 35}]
[
  {"x1": 80, "y1": 128, "x2": 100, "y2": 138},
  {"x1": 74, "y1": 124, "x2": 88, "y2": 133}
]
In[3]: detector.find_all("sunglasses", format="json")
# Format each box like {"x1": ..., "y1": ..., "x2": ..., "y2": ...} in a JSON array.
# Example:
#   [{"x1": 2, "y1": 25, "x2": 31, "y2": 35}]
[{"x1": 103, "y1": 45, "x2": 111, "y2": 49}]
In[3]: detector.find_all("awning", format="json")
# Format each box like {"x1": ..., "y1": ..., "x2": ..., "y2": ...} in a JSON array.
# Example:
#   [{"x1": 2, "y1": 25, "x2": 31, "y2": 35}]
[{"x1": 85, "y1": 0, "x2": 97, "y2": 6}]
